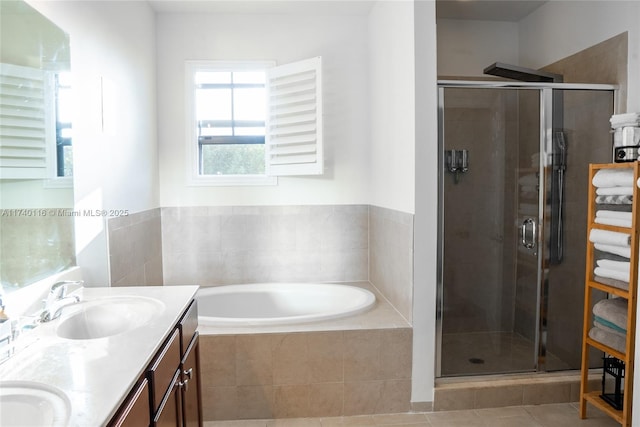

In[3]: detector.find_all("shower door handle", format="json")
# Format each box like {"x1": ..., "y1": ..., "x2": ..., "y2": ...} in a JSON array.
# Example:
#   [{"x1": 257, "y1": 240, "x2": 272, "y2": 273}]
[{"x1": 521, "y1": 218, "x2": 537, "y2": 249}]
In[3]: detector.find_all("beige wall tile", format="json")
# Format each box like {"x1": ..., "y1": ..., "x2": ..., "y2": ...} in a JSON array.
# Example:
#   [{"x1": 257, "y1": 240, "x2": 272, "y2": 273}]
[
  {"x1": 474, "y1": 385, "x2": 524, "y2": 408},
  {"x1": 308, "y1": 382, "x2": 344, "y2": 417},
  {"x1": 433, "y1": 388, "x2": 475, "y2": 411},
  {"x1": 307, "y1": 332, "x2": 344, "y2": 383},
  {"x1": 523, "y1": 382, "x2": 572, "y2": 405},
  {"x1": 375, "y1": 379, "x2": 412, "y2": 413},
  {"x1": 108, "y1": 208, "x2": 163, "y2": 286},
  {"x1": 204, "y1": 386, "x2": 238, "y2": 421},
  {"x1": 237, "y1": 386, "x2": 274, "y2": 419},
  {"x1": 343, "y1": 381, "x2": 383, "y2": 415},
  {"x1": 272, "y1": 334, "x2": 309, "y2": 385},
  {"x1": 380, "y1": 329, "x2": 412, "y2": 380},
  {"x1": 343, "y1": 330, "x2": 381, "y2": 381},
  {"x1": 236, "y1": 335, "x2": 273, "y2": 386},
  {"x1": 274, "y1": 385, "x2": 310, "y2": 418},
  {"x1": 201, "y1": 336, "x2": 236, "y2": 387}
]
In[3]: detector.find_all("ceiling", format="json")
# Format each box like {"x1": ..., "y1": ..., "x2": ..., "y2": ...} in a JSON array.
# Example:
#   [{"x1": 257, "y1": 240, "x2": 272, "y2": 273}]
[
  {"x1": 148, "y1": 0, "x2": 546, "y2": 20},
  {"x1": 436, "y1": 0, "x2": 547, "y2": 22},
  {"x1": 148, "y1": 1, "x2": 376, "y2": 15}
]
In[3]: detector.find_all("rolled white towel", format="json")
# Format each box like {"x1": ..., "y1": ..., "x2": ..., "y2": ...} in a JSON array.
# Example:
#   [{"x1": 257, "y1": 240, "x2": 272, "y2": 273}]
[
  {"x1": 610, "y1": 112, "x2": 640, "y2": 129},
  {"x1": 592, "y1": 169, "x2": 634, "y2": 188},
  {"x1": 589, "y1": 229, "x2": 631, "y2": 247},
  {"x1": 594, "y1": 266, "x2": 629, "y2": 283},
  {"x1": 596, "y1": 186, "x2": 634, "y2": 196},
  {"x1": 597, "y1": 259, "x2": 630, "y2": 273},
  {"x1": 594, "y1": 243, "x2": 631, "y2": 258},
  {"x1": 596, "y1": 210, "x2": 633, "y2": 220}
]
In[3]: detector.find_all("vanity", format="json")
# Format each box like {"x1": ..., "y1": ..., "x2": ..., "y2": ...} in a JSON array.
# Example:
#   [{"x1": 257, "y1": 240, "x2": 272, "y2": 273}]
[{"x1": 0, "y1": 285, "x2": 202, "y2": 427}]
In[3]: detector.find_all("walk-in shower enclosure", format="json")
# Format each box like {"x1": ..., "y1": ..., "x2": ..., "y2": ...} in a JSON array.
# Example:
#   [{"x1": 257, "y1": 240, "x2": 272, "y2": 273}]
[{"x1": 437, "y1": 82, "x2": 616, "y2": 377}]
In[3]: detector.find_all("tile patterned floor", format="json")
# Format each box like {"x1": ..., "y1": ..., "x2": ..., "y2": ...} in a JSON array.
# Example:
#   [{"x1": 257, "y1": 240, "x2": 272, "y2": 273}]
[{"x1": 204, "y1": 402, "x2": 620, "y2": 426}]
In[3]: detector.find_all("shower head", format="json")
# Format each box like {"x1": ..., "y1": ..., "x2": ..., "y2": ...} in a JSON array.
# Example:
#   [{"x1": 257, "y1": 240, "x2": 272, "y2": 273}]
[{"x1": 484, "y1": 62, "x2": 563, "y2": 83}]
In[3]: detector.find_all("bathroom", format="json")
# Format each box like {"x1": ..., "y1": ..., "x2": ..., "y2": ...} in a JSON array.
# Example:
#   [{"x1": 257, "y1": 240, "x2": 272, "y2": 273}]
[{"x1": 1, "y1": 0, "x2": 640, "y2": 425}]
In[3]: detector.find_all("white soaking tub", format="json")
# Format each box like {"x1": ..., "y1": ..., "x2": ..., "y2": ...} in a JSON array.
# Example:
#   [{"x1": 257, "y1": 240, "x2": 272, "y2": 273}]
[{"x1": 196, "y1": 283, "x2": 376, "y2": 326}]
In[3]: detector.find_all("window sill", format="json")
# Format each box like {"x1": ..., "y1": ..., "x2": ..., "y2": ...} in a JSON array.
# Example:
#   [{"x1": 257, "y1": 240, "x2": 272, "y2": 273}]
[
  {"x1": 188, "y1": 174, "x2": 277, "y2": 187},
  {"x1": 43, "y1": 176, "x2": 73, "y2": 189}
]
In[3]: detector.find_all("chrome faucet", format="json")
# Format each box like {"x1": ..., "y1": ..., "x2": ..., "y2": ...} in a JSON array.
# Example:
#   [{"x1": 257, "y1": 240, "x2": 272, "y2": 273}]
[{"x1": 40, "y1": 280, "x2": 84, "y2": 322}]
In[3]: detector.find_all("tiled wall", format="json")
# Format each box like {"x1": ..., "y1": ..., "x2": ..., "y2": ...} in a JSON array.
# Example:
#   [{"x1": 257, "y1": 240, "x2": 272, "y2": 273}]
[
  {"x1": 0, "y1": 210, "x2": 75, "y2": 288},
  {"x1": 107, "y1": 208, "x2": 163, "y2": 286},
  {"x1": 161, "y1": 205, "x2": 369, "y2": 285},
  {"x1": 369, "y1": 206, "x2": 414, "y2": 322},
  {"x1": 200, "y1": 328, "x2": 413, "y2": 420},
  {"x1": 108, "y1": 204, "x2": 415, "y2": 319}
]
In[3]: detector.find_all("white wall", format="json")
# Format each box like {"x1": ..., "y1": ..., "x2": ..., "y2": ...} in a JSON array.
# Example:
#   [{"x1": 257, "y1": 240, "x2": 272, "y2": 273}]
[
  {"x1": 27, "y1": 0, "x2": 159, "y2": 285},
  {"x1": 156, "y1": 11, "x2": 370, "y2": 207},
  {"x1": 413, "y1": 0, "x2": 439, "y2": 403},
  {"x1": 436, "y1": 19, "x2": 519, "y2": 78},
  {"x1": 368, "y1": 0, "x2": 416, "y2": 214},
  {"x1": 519, "y1": 0, "x2": 640, "y2": 112}
]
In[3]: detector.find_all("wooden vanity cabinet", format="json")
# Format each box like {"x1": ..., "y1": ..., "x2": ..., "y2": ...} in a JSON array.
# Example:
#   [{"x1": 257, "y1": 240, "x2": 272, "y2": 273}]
[
  {"x1": 107, "y1": 299, "x2": 202, "y2": 427},
  {"x1": 109, "y1": 378, "x2": 151, "y2": 427},
  {"x1": 150, "y1": 300, "x2": 202, "y2": 427},
  {"x1": 181, "y1": 333, "x2": 201, "y2": 427},
  {"x1": 178, "y1": 301, "x2": 202, "y2": 427}
]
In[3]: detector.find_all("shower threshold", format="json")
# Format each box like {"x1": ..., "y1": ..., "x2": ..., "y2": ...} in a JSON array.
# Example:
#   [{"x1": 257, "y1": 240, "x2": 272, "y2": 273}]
[{"x1": 434, "y1": 369, "x2": 602, "y2": 412}]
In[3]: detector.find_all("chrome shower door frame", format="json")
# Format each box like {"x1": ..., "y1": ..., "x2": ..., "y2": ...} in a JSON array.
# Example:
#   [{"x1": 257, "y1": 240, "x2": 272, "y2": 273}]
[{"x1": 436, "y1": 81, "x2": 617, "y2": 378}]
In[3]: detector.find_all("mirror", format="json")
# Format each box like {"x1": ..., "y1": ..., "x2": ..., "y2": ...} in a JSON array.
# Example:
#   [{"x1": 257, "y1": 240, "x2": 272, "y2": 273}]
[{"x1": 0, "y1": 0, "x2": 75, "y2": 293}]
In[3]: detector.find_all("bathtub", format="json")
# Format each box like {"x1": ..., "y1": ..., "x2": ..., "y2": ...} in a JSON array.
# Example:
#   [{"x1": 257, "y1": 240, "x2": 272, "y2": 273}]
[{"x1": 196, "y1": 283, "x2": 376, "y2": 326}]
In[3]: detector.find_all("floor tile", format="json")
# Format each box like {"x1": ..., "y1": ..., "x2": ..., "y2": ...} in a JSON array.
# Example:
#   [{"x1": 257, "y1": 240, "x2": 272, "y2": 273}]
[{"x1": 205, "y1": 402, "x2": 623, "y2": 427}]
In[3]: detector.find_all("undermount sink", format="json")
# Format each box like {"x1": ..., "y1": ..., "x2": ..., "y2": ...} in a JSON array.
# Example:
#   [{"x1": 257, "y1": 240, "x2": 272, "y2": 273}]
[
  {"x1": 0, "y1": 381, "x2": 71, "y2": 427},
  {"x1": 55, "y1": 296, "x2": 165, "y2": 340}
]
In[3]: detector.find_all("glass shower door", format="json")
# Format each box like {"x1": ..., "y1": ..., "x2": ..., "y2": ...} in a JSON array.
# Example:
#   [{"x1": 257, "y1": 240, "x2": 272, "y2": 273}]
[{"x1": 438, "y1": 86, "x2": 542, "y2": 376}]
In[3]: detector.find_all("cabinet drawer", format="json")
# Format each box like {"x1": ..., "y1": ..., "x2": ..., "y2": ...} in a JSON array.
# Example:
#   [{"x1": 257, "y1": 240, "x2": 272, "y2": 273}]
[
  {"x1": 109, "y1": 378, "x2": 150, "y2": 427},
  {"x1": 148, "y1": 328, "x2": 181, "y2": 413},
  {"x1": 179, "y1": 301, "x2": 198, "y2": 357}
]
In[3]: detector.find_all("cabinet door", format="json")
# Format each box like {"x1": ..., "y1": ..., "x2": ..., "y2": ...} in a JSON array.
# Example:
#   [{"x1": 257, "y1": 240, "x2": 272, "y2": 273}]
[
  {"x1": 181, "y1": 333, "x2": 202, "y2": 427},
  {"x1": 149, "y1": 328, "x2": 181, "y2": 414},
  {"x1": 109, "y1": 378, "x2": 150, "y2": 427},
  {"x1": 154, "y1": 369, "x2": 182, "y2": 427}
]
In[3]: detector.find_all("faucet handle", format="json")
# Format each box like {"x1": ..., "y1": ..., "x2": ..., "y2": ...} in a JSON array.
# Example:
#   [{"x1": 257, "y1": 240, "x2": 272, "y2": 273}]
[{"x1": 47, "y1": 280, "x2": 84, "y2": 304}]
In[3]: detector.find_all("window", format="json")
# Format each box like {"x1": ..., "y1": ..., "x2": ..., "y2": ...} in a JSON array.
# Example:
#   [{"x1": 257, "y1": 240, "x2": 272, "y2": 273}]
[
  {"x1": 186, "y1": 57, "x2": 323, "y2": 186},
  {"x1": 54, "y1": 72, "x2": 73, "y2": 178},
  {"x1": 0, "y1": 63, "x2": 72, "y2": 184},
  {"x1": 196, "y1": 68, "x2": 267, "y2": 176}
]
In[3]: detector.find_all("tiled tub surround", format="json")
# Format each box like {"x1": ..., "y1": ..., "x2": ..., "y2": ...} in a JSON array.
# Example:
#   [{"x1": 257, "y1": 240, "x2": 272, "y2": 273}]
[
  {"x1": 0, "y1": 209, "x2": 75, "y2": 288},
  {"x1": 161, "y1": 205, "x2": 370, "y2": 285},
  {"x1": 369, "y1": 206, "x2": 414, "y2": 322},
  {"x1": 108, "y1": 208, "x2": 163, "y2": 286},
  {"x1": 198, "y1": 282, "x2": 413, "y2": 421}
]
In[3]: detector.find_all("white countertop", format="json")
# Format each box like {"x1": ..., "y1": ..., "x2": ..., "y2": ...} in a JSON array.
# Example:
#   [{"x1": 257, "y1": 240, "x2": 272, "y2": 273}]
[{"x1": 0, "y1": 285, "x2": 198, "y2": 427}]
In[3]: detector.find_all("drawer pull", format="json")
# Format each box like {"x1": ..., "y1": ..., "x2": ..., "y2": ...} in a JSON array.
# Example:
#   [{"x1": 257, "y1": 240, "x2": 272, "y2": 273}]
[
  {"x1": 180, "y1": 368, "x2": 194, "y2": 392},
  {"x1": 183, "y1": 368, "x2": 193, "y2": 380}
]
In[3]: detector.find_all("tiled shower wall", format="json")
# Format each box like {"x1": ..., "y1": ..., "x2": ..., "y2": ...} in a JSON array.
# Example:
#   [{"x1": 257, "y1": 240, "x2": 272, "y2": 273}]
[{"x1": 108, "y1": 208, "x2": 163, "y2": 286}]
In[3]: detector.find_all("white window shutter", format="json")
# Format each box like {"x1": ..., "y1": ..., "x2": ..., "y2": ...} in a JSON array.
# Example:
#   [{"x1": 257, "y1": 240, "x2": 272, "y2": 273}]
[
  {"x1": 266, "y1": 56, "x2": 323, "y2": 176},
  {"x1": 0, "y1": 63, "x2": 48, "y2": 179}
]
